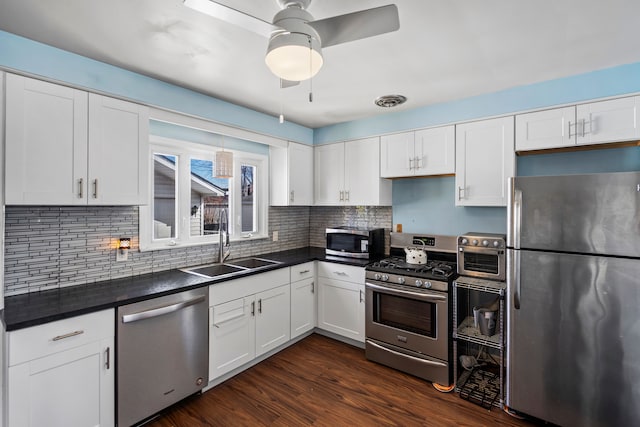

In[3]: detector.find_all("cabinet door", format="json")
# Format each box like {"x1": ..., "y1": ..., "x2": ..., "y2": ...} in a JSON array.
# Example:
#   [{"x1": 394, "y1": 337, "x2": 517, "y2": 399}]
[
  {"x1": 209, "y1": 297, "x2": 256, "y2": 380},
  {"x1": 88, "y1": 94, "x2": 149, "y2": 205},
  {"x1": 317, "y1": 277, "x2": 365, "y2": 342},
  {"x1": 380, "y1": 132, "x2": 414, "y2": 178},
  {"x1": 8, "y1": 338, "x2": 114, "y2": 427},
  {"x1": 291, "y1": 277, "x2": 316, "y2": 338},
  {"x1": 345, "y1": 137, "x2": 385, "y2": 205},
  {"x1": 455, "y1": 116, "x2": 515, "y2": 207},
  {"x1": 415, "y1": 125, "x2": 455, "y2": 175},
  {"x1": 576, "y1": 96, "x2": 640, "y2": 145},
  {"x1": 288, "y1": 142, "x2": 314, "y2": 205},
  {"x1": 255, "y1": 284, "x2": 291, "y2": 357},
  {"x1": 5, "y1": 74, "x2": 88, "y2": 205},
  {"x1": 515, "y1": 106, "x2": 576, "y2": 151},
  {"x1": 314, "y1": 143, "x2": 345, "y2": 205}
]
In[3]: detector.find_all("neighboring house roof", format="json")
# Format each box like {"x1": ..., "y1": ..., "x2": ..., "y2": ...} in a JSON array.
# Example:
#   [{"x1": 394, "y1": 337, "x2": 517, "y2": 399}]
[{"x1": 155, "y1": 155, "x2": 228, "y2": 196}]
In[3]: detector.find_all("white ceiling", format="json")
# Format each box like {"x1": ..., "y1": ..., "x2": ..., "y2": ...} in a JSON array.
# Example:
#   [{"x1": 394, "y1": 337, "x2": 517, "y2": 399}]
[{"x1": 1, "y1": 0, "x2": 639, "y2": 128}]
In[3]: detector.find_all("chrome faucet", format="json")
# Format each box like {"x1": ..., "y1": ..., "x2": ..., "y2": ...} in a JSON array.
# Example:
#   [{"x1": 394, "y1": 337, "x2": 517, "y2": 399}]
[{"x1": 218, "y1": 208, "x2": 231, "y2": 263}]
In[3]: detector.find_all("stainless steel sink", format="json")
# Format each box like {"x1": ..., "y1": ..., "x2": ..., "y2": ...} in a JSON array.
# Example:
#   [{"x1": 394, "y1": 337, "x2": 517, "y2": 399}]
[
  {"x1": 225, "y1": 257, "x2": 281, "y2": 269},
  {"x1": 181, "y1": 263, "x2": 245, "y2": 279},
  {"x1": 181, "y1": 257, "x2": 281, "y2": 279}
]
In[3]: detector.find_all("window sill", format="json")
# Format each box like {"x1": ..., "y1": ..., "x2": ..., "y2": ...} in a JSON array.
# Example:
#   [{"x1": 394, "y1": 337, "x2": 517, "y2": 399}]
[{"x1": 139, "y1": 233, "x2": 270, "y2": 252}]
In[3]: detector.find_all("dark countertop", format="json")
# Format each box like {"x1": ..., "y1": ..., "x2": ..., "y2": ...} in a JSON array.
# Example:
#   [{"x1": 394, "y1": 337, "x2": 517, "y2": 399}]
[{"x1": 1, "y1": 247, "x2": 373, "y2": 331}]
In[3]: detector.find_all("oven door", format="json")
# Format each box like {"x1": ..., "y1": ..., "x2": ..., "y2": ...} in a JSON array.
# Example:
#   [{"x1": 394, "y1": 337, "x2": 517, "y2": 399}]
[
  {"x1": 365, "y1": 281, "x2": 449, "y2": 361},
  {"x1": 457, "y1": 247, "x2": 506, "y2": 281}
]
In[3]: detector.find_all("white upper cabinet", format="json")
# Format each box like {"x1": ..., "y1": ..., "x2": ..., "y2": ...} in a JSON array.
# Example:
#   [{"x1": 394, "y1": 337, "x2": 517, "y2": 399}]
[
  {"x1": 381, "y1": 126, "x2": 455, "y2": 178},
  {"x1": 515, "y1": 106, "x2": 575, "y2": 151},
  {"x1": 576, "y1": 96, "x2": 640, "y2": 145},
  {"x1": 315, "y1": 137, "x2": 391, "y2": 206},
  {"x1": 88, "y1": 94, "x2": 149, "y2": 205},
  {"x1": 5, "y1": 73, "x2": 149, "y2": 205},
  {"x1": 5, "y1": 74, "x2": 89, "y2": 205},
  {"x1": 270, "y1": 142, "x2": 313, "y2": 205},
  {"x1": 516, "y1": 96, "x2": 640, "y2": 151},
  {"x1": 455, "y1": 116, "x2": 515, "y2": 207}
]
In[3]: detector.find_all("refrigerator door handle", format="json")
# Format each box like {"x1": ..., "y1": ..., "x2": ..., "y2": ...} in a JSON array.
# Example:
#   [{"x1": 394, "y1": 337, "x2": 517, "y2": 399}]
[
  {"x1": 513, "y1": 249, "x2": 521, "y2": 310},
  {"x1": 513, "y1": 188, "x2": 522, "y2": 250}
]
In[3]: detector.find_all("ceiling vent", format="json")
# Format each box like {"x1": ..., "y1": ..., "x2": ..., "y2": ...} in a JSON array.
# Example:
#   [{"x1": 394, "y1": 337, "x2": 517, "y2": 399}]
[{"x1": 375, "y1": 94, "x2": 407, "y2": 108}]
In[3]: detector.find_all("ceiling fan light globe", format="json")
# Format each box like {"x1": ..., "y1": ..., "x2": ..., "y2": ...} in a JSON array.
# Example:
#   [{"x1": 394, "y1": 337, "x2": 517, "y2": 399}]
[{"x1": 265, "y1": 33, "x2": 323, "y2": 81}]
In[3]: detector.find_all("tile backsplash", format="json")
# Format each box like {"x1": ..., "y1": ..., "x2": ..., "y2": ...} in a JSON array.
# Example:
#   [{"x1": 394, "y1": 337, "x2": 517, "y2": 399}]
[{"x1": 4, "y1": 205, "x2": 391, "y2": 296}]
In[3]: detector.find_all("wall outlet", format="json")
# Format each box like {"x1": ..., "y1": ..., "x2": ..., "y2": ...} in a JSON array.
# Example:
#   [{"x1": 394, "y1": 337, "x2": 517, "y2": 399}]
[
  {"x1": 273, "y1": 231, "x2": 279, "y2": 242},
  {"x1": 116, "y1": 249, "x2": 129, "y2": 262}
]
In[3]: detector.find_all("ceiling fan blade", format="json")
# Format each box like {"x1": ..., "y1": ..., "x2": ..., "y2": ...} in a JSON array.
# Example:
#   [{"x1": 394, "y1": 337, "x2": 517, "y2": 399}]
[
  {"x1": 308, "y1": 4, "x2": 399, "y2": 48},
  {"x1": 280, "y1": 79, "x2": 300, "y2": 89},
  {"x1": 183, "y1": 0, "x2": 272, "y2": 38}
]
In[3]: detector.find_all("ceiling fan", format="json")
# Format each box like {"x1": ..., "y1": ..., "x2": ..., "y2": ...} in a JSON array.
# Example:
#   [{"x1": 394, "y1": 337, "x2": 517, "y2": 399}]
[{"x1": 183, "y1": 0, "x2": 400, "y2": 84}]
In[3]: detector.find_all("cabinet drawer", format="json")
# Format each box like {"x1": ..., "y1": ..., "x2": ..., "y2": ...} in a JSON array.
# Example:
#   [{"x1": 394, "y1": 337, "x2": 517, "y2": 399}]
[
  {"x1": 290, "y1": 262, "x2": 315, "y2": 282},
  {"x1": 8, "y1": 309, "x2": 114, "y2": 366},
  {"x1": 317, "y1": 262, "x2": 364, "y2": 283}
]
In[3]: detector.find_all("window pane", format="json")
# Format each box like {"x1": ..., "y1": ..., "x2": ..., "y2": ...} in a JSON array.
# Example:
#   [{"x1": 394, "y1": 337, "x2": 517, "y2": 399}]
[
  {"x1": 153, "y1": 154, "x2": 177, "y2": 240},
  {"x1": 190, "y1": 158, "x2": 229, "y2": 237},
  {"x1": 241, "y1": 164, "x2": 256, "y2": 233}
]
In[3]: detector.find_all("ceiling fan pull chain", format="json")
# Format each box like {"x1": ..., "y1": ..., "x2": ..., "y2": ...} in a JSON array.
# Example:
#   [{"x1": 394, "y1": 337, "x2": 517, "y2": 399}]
[
  {"x1": 279, "y1": 79, "x2": 285, "y2": 123},
  {"x1": 308, "y1": 36, "x2": 313, "y2": 103}
]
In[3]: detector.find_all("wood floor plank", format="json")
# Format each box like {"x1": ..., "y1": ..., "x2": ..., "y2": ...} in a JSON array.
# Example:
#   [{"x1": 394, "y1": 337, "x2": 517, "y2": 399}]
[{"x1": 145, "y1": 334, "x2": 539, "y2": 427}]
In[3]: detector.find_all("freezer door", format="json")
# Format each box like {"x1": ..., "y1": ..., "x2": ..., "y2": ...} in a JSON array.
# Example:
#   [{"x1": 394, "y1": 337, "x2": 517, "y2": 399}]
[
  {"x1": 507, "y1": 171, "x2": 640, "y2": 257},
  {"x1": 507, "y1": 249, "x2": 640, "y2": 427}
]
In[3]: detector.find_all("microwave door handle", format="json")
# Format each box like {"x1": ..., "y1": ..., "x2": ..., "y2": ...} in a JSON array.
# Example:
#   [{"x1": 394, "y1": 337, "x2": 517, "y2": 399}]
[{"x1": 365, "y1": 282, "x2": 446, "y2": 303}]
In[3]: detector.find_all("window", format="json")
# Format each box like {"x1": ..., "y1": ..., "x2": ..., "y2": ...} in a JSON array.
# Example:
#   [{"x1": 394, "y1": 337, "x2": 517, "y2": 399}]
[{"x1": 140, "y1": 136, "x2": 268, "y2": 251}]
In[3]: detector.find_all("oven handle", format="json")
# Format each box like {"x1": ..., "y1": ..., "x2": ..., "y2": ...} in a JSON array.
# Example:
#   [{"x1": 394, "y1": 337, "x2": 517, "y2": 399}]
[
  {"x1": 365, "y1": 282, "x2": 446, "y2": 302},
  {"x1": 458, "y1": 246, "x2": 503, "y2": 255},
  {"x1": 366, "y1": 340, "x2": 448, "y2": 368}
]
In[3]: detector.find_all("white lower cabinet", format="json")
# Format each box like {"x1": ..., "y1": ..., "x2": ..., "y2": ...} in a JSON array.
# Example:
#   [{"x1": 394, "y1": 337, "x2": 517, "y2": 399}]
[
  {"x1": 290, "y1": 262, "x2": 316, "y2": 339},
  {"x1": 209, "y1": 269, "x2": 290, "y2": 381},
  {"x1": 317, "y1": 262, "x2": 365, "y2": 343},
  {"x1": 5, "y1": 310, "x2": 114, "y2": 427}
]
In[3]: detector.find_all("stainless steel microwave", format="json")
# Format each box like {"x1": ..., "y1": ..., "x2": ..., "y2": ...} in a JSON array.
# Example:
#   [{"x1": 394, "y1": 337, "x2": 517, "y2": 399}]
[{"x1": 326, "y1": 227, "x2": 385, "y2": 259}]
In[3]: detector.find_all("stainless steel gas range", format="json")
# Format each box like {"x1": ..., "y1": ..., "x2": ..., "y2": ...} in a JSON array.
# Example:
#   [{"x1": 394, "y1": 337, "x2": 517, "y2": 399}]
[{"x1": 365, "y1": 233, "x2": 457, "y2": 386}]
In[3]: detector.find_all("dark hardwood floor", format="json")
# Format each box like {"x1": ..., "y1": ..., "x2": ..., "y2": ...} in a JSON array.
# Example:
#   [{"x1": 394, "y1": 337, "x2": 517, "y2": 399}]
[{"x1": 146, "y1": 334, "x2": 538, "y2": 426}]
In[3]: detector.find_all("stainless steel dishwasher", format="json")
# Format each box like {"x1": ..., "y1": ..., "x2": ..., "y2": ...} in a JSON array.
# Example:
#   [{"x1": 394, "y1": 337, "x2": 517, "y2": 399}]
[{"x1": 117, "y1": 288, "x2": 208, "y2": 427}]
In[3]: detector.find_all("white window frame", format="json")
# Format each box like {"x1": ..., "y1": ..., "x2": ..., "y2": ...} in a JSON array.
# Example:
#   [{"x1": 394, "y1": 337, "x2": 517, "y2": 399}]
[{"x1": 140, "y1": 135, "x2": 269, "y2": 251}]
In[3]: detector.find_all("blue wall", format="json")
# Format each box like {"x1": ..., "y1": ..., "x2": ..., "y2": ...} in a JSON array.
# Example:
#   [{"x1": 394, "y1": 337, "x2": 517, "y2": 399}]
[{"x1": 394, "y1": 146, "x2": 640, "y2": 235}]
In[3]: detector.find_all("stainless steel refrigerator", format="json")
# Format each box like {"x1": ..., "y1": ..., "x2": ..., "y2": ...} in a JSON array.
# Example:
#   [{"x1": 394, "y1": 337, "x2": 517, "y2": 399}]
[{"x1": 506, "y1": 171, "x2": 640, "y2": 427}]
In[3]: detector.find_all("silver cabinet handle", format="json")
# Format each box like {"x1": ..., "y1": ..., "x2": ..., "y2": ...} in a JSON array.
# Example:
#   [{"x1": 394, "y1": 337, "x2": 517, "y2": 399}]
[
  {"x1": 290, "y1": 190, "x2": 294, "y2": 203},
  {"x1": 409, "y1": 157, "x2": 414, "y2": 170},
  {"x1": 359, "y1": 289, "x2": 364, "y2": 303},
  {"x1": 299, "y1": 270, "x2": 310, "y2": 274},
  {"x1": 92, "y1": 179, "x2": 98, "y2": 199},
  {"x1": 52, "y1": 330, "x2": 84, "y2": 341},
  {"x1": 105, "y1": 347, "x2": 111, "y2": 370},
  {"x1": 457, "y1": 186, "x2": 465, "y2": 200},
  {"x1": 122, "y1": 295, "x2": 206, "y2": 323},
  {"x1": 415, "y1": 156, "x2": 422, "y2": 169},
  {"x1": 251, "y1": 301, "x2": 255, "y2": 316},
  {"x1": 339, "y1": 190, "x2": 344, "y2": 201},
  {"x1": 311, "y1": 281, "x2": 314, "y2": 294},
  {"x1": 78, "y1": 178, "x2": 84, "y2": 198},
  {"x1": 568, "y1": 120, "x2": 575, "y2": 138},
  {"x1": 345, "y1": 191, "x2": 350, "y2": 202},
  {"x1": 333, "y1": 271, "x2": 348, "y2": 276},
  {"x1": 258, "y1": 298, "x2": 262, "y2": 314}
]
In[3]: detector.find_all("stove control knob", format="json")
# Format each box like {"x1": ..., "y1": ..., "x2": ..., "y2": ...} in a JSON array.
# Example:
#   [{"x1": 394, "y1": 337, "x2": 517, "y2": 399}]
[
  {"x1": 493, "y1": 240, "x2": 500, "y2": 248},
  {"x1": 382, "y1": 274, "x2": 389, "y2": 282},
  {"x1": 398, "y1": 277, "x2": 405, "y2": 285},
  {"x1": 461, "y1": 238, "x2": 468, "y2": 245},
  {"x1": 424, "y1": 281, "x2": 432, "y2": 289},
  {"x1": 374, "y1": 273, "x2": 381, "y2": 281},
  {"x1": 482, "y1": 240, "x2": 489, "y2": 247},
  {"x1": 415, "y1": 279, "x2": 423, "y2": 287},
  {"x1": 472, "y1": 239, "x2": 479, "y2": 246}
]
